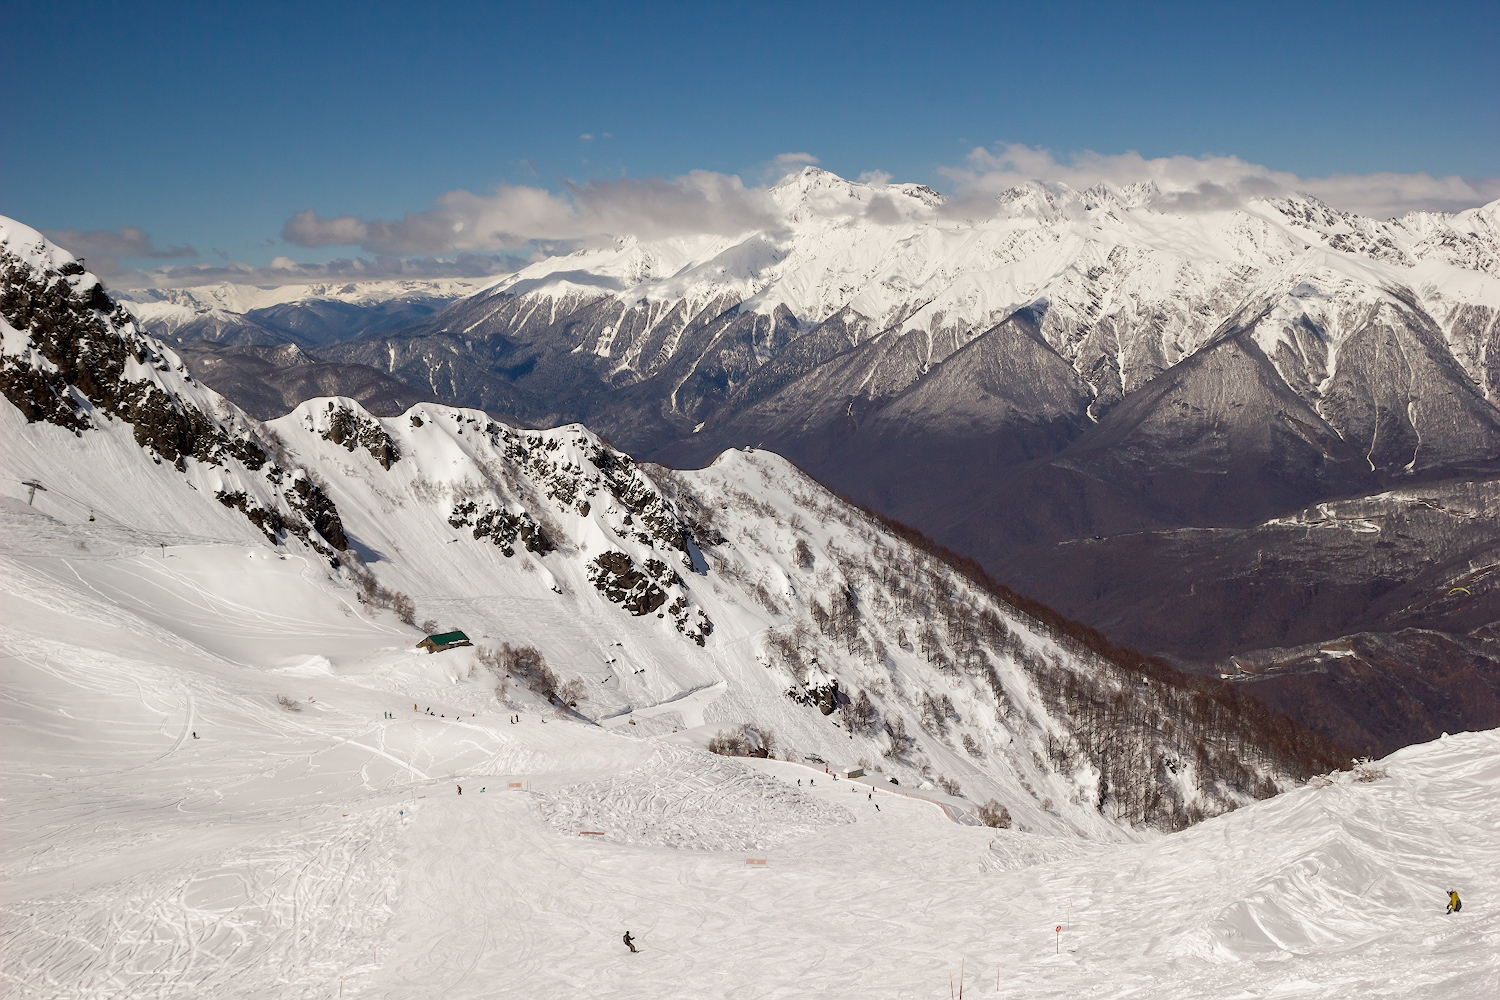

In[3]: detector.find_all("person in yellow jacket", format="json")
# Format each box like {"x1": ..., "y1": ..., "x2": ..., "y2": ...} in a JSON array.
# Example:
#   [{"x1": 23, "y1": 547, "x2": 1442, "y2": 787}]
[{"x1": 1446, "y1": 890, "x2": 1462, "y2": 914}]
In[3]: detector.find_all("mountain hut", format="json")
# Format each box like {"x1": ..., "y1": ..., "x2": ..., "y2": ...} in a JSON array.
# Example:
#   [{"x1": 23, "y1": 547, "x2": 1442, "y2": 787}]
[{"x1": 417, "y1": 630, "x2": 472, "y2": 653}]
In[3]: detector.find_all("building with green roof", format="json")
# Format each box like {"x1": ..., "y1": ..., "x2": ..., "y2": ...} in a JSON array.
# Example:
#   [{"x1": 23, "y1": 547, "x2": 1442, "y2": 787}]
[{"x1": 416, "y1": 630, "x2": 472, "y2": 653}]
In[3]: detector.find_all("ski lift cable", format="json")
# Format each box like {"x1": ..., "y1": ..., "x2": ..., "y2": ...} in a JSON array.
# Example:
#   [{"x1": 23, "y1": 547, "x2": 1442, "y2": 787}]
[{"x1": 2, "y1": 476, "x2": 243, "y2": 546}]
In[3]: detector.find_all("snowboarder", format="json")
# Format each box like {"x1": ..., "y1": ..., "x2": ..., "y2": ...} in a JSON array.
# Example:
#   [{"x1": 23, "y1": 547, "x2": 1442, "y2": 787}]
[
  {"x1": 192, "y1": 732, "x2": 198, "y2": 739},
  {"x1": 622, "y1": 931, "x2": 637, "y2": 953},
  {"x1": 1447, "y1": 890, "x2": 1462, "y2": 914},
  {"x1": 457, "y1": 785, "x2": 462, "y2": 795}
]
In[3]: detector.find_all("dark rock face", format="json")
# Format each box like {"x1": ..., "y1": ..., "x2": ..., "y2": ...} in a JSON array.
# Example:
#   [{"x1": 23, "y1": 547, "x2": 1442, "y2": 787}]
[
  {"x1": 588, "y1": 550, "x2": 671, "y2": 616},
  {"x1": 318, "y1": 400, "x2": 401, "y2": 469},
  {"x1": 288, "y1": 475, "x2": 349, "y2": 551},
  {"x1": 584, "y1": 548, "x2": 710, "y2": 644},
  {"x1": 448, "y1": 498, "x2": 551, "y2": 557}
]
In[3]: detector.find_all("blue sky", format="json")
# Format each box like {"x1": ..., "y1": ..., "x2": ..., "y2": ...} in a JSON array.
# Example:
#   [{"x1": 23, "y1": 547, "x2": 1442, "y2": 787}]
[{"x1": 4, "y1": 0, "x2": 1496, "y2": 284}]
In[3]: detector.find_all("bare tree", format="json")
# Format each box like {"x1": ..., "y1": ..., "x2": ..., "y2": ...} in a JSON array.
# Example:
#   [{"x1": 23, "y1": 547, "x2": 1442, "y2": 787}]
[
  {"x1": 846, "y1": 689, "x2": 880, "y2": 736},
  {"x1": 883, "y1": 715, "x2": 915, "y2": 758},
  {"x1": 978, "y1": 800, "x2": 1012, "y2": 829}
]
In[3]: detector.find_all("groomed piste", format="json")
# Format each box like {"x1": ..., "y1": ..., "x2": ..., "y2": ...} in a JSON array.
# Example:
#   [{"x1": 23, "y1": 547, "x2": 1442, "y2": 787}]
[{"x1": 1, "y1": 491, "x2": 1496, "y2": 998}]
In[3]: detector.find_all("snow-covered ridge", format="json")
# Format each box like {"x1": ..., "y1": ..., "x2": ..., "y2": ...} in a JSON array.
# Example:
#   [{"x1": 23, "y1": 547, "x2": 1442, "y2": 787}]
[
  {"x1": 378, "y1": 169, "x2": 1498, "y2": 460},
  {"x1": 477, "y1": 167, "x2": 1499, "y2": 358},
  {"x1": 0, "y1": 216, "x2": 348, "y2": 556}
]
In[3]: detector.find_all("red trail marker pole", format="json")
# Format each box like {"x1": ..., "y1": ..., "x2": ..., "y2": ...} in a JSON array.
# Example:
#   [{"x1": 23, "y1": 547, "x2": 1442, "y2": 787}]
[{"x1": 1055, "y1": 925, "x2": 1061, "y2": 954}]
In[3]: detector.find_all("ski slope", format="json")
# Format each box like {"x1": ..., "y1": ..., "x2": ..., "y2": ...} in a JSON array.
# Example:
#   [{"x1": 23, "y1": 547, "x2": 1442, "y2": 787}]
[{"x1": 2, "y1": 493, "x2": 1496, "y2": 999}]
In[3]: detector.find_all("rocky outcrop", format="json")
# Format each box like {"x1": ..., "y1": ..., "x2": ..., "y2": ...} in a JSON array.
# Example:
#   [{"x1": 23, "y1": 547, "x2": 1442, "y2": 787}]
[
  {"x1": 318, "y1": 401, "x2": 401, "y2": 469},
  {"x1": 0, "y1": 239, "x2": 348, "y2": 560},
  {"x1": 447, "y1": 499, "x2": 551, "y2": 557}
]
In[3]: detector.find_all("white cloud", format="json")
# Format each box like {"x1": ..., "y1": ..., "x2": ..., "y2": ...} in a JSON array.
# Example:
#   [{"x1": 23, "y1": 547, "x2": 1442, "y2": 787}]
[
  {"x1": 110, "y1": 252, "x2": 530, "y2": 291},
  {"x1": 1298, "y1": 171, "x2": 1500, "y2": 219},
  {"x1": 127, "y1": 145, "x2": 1499, "y2": 292},
  {"x1": 864, "y1": 194, "x2": 903, "y2": 224},
  {"x1": 760, "y1": 152, "x2": 820, "y2": 183},
  {"x1": 940, "y1": 144, "x2": 1500, "y2": 218},
  {"x1": 283, "y1": 171, "x2": 781, "y2": 255},
  {"x1": 42, "y1": 226, "x2": 196, "y2": 278}
]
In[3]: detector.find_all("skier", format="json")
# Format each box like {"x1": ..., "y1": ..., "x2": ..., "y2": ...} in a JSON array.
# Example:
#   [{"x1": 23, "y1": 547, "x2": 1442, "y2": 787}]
[
  {"x1": 457, "y1": 785, "x2": 462, "y2": 795},
  {"x1": 1447, "y1": 890, "x2": 1462, "y2": 914},
  {"x1": 622, "y1": 931, "x2": 637, "y2": 953}
]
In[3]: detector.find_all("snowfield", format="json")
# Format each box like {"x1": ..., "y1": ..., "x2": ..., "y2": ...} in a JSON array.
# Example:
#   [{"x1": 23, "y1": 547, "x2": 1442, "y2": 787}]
[{"x1": 2, "y1": 489, "x2": 1496, "y2": 998}]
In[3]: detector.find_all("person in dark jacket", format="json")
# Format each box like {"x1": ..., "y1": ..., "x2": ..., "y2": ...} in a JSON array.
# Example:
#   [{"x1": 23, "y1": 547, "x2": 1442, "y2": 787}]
[
  {"x1": 1447, "y1": 890, "x2": 1462, "y2": 914},
  {"x1": 622, "y1": 931, "x2": 637, "y2": 953}
]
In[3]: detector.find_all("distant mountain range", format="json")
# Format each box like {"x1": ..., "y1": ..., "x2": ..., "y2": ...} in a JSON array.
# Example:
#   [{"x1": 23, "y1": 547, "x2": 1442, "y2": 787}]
[
  {"x1": 119, "y1": 170, "x2": 1500, "y2": 752},
  {"x1": 118, "y1": 277, "x2": 489, "y2": 347}
]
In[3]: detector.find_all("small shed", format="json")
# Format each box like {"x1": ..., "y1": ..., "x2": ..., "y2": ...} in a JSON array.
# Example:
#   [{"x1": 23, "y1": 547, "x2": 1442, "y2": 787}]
[{"x1": 417, "y1": 630, "x2": 472, "y2": 653}]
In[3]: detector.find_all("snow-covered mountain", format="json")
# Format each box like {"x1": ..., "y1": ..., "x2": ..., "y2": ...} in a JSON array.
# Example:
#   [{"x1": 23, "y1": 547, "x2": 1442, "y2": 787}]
[
  {"x1": 120, "y1": 276, "x2": 493, "y2": 347},
  {"x1": 8, "y1": 217, "x2": 1496, "y2": 1000},
  {"x1": 321, "y1": 167, "x2": 1499, "y2": 457},
  {"x1": 2, "y1": 217, "x2": 1344, "y2": 838},
  {"x1": 312, "y1": 168, "x2": 1500, "y2": 578}
]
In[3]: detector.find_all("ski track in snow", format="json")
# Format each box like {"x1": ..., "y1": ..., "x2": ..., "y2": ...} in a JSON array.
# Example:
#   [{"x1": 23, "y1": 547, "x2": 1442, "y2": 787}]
[
  {"x1": 2, "y1": 474, "x2": 1497, "y2": 997},
  {"x1": 533, "y1": 744, "x2": 854, "y2": 851}
]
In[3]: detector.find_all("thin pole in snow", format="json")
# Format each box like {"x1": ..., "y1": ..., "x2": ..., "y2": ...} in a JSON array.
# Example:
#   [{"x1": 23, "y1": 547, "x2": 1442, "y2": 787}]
[
  {"x1": 959, "y1": 959, "x2": 964, "y2": 998},
  {"x1": 1055, "y1": 925, "x2": 1061, "y2": 954}
]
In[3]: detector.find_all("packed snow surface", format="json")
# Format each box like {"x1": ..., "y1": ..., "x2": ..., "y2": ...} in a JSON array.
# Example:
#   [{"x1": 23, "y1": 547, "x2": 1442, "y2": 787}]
[{"x1": 2, "y1": 494, "x2": 1496, "y2": 998}]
